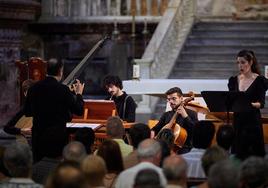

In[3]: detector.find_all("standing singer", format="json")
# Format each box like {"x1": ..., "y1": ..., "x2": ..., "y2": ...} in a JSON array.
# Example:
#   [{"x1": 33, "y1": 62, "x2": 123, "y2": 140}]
[
  {"x1": 103, "y1": 75, "x2": 136, "y2": 122},
  {"x1": 152, "y1": 87, "x2": 198, "y2": 154},
  {"x1": 228, "y1": 50, "x2": 268, "y2": 159}
]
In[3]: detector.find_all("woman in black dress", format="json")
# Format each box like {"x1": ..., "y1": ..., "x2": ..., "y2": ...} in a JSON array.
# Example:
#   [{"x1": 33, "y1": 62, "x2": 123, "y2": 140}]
[{"x1": 228, "y1": 50, "x2": 267, "y2": 159}]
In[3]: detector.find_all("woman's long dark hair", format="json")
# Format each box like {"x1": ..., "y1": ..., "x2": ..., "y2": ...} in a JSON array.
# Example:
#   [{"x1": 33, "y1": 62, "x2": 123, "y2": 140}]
[
  {"x1": 97, "y1": 139, "x2": 124, "y2": 174},
  {"x1": 237, "y1": 50, "x2": 260, "y2": 75}
]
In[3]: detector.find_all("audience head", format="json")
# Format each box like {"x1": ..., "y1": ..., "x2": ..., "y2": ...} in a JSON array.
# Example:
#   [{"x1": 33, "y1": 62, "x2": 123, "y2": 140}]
[
  {"x1": 158, "y1": 140, "x2": 171, "y2": 167},
  {"x1": 163, "y1": 155, "x2": 187, "y2": 186},
  {"x1": 156, "y1": 128, "x2": 175, "y2": 150},
  {"x1": 97, "y1": 139, "x2": 124, "y2": 174},
  {"x1": 208, "y1": 160, "x2": 240, "y2": 188},
  {"x1": 3, "y1": 142, "x2": 32, "y2": 178},
  {"x1": 47, "y1": 58, "x2": 64, "y2": 77},
  {"x1": 81, "y1": 155, "x2": 107, "y2": 187},
  {"x1": 106, "y1": 116, "x2": 125, "y2": 139},
  {"x1": 63, "y1": 141, "x2": 87, "y2": 163},
  {"x1": 137, "y1": 139, "x2": 162, "y2": 166},
  {"x1": 45, "y1": 161, "x2": 86, "y2": 188},
  {"x1": 239, "y1": 156, "x2": 268, "y2": 188},
  {"x1": 201, "y1": 145, "x2": 228, "y2": 176},
  {"x1": 236, "y1": 49, "x2": 260, "y2": 75},
  {"x1": 134, "y1": 168, "x2": 163, "y2": 188},
  {"x1": 216, "y1": 125, "x2": 235, "y2": 151},
  {"x1": 129, "y1": 123, "x2": 151, "y2": 149},
  {"x1": 74, "y1": 127, "x2": 95, "y2": 154},
  {"x1": 193, "y1": 121, "x2": 215, "y2": 149}
]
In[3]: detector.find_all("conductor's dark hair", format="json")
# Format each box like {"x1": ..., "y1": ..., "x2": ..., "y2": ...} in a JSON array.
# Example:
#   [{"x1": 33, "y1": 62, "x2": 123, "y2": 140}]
[
  {"x1": 102, "y1": 75, "x2": 123, "y2": 89},
  {"x1": 237, "y1": 50, "x2": 260, "y2": 75},
  {"x1": 47, "y1": 58, "x2": 64, "y2": 76},
  {"x1": 165, "y1": 87, "x2": 183, "y2": 96}
]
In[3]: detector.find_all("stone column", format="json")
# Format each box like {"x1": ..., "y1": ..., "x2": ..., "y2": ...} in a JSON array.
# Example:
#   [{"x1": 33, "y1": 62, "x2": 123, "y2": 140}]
[{"x1": 132, "y1": 58, "x2": 153, "y2": 120}]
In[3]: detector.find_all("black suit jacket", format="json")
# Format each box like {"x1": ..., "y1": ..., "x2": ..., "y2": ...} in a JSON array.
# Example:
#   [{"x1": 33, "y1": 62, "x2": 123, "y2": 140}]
[{"x1": 24, "y1": 76, "x2": 84, "y2": 162}]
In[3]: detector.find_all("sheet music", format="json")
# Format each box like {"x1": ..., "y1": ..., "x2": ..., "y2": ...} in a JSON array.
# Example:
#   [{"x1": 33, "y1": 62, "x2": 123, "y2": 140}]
[{"x1": 66, "y1": 123, "x2": 102, "y2": 130}]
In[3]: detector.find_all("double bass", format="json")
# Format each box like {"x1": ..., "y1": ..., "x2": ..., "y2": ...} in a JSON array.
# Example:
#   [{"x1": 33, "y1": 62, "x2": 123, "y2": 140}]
[{"x1": 158, "y1": 93, "x2": 194, "y2": 148}]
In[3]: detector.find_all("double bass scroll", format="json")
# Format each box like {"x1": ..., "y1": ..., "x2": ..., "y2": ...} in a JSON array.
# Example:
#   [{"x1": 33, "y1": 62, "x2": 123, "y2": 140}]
[{"x1": 62, "y1": 36, "x2": 110, "y2": 86}]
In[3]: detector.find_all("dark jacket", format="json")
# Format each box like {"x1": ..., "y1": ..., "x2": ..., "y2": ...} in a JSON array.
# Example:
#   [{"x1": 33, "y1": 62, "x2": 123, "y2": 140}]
[
  {"x1": 24, "y1": 76, "x2": 84, "y2": 162},
  {"x1": 110, "y1": 92, "x2": 136, "y2": 122}
]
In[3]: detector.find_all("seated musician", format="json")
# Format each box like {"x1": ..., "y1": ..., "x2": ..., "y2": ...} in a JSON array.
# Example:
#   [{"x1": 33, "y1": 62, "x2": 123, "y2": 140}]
[
  {"x1": 103, "y1": 75, "x2": 137, "y2": 122},
  {"x1": 4, "y1": 79, "x2": 35, "y2": 140},
  {"x1": 152, "y1": 87, "x2": 198, "y2": 154}
]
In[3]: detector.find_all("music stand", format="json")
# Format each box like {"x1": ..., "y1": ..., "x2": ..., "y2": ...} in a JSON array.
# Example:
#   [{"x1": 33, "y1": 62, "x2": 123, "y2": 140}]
[{"x1": 201, "y1": 91, "x2": 253, "y2": 125}]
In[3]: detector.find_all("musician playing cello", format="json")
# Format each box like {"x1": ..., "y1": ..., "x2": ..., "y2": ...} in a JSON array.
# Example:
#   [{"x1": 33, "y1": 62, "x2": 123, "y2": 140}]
[{"x1": 152, "y1": 87, "x2": 198, "y2": 154}]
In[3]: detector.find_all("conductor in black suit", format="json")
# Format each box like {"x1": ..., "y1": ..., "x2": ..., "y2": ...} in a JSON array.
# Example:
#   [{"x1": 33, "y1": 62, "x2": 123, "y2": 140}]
[{"x1": 24, "y1": 58, "x2": 85, "y2": 163}]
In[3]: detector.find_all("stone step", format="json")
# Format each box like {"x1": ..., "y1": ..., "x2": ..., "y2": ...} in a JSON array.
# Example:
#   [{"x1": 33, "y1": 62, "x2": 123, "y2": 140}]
[
  {"x1": 187, "y1": 37, "x2": 268, "y2": 46},
  {"x1": 174, "y1": 63, "x2": 237, "y2": 69},
  {"x1": 183, "y1": 45, "x2": 268, "y2": 54},
  {"x1": 179, "y1": 52, "x2": 268, "y2": 61},
  {"x1": 169, "y1": 69, "x2": 236, "y2": 79},
  {"x1": 191, "y1": 30, "x2": 268, "y2": 38},
  {"x1": 193, "y1": 21, "x2": 268, "y2": 30}
]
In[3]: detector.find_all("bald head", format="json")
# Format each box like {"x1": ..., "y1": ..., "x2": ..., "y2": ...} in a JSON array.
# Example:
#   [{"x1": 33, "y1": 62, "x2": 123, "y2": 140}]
[{"x1": 163, "y1": 155, "x2": 187, "y2": 185}]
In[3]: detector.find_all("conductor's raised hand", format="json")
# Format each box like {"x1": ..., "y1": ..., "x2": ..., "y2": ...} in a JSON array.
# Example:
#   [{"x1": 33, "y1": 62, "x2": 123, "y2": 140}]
[{"x1": 73, "y1": 79, "x2": 85, "y2": 95}]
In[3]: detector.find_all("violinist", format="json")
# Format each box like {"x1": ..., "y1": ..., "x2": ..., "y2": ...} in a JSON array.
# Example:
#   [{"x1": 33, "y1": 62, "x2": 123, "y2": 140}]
[{"x1": 152, "y1": 87, "x2": 198, "y2": 154}]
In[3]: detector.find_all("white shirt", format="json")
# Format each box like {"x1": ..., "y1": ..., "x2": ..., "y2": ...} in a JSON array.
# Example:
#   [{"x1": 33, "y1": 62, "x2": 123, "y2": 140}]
[
  {"x1": 182, "y1": 148, "x2": 206, "y2": 178},
  {"x1": 115, "y1": 162, "x2": 167, "y2": 188}
]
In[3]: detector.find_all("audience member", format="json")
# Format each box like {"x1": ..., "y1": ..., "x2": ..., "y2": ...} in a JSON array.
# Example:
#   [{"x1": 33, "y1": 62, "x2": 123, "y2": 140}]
[
  {"x1": 156, "y1": 128, "x2": 175, "y2": 154},
  {"x1": 182, "y1": 120, "x2": 215, "y2": 178},
  {"x1": 163, "y1": 155, "x2": 188, "y2": 188},
  {"x1": 97, "y1": 139, "x2": 124, "y2": 188},
  {"x1": 45, "y1": 161, "x2": 87, "y2": 188},
  {"x1": 124, "y1": 123, "x2": 151, "y2": 169},
  {"x1": 81, "y1": 155, "x2": 107, "y2": 188},
  {"x1": 158, "y1": 140, "x2": 171, "y2": 167},
  {"x1": 32, "y1": 155, "x2": 61, "y2": 184},
  {"x1": 196, "y1": 146, "x2": 229, "y2": 188},
  {"x1": 1, "y1": 143, "x2": 42, "y2": 187},
  {"x1": 239, "y1": 156, "x2": 268, "y2": 188},
  {"x1": 134, "y1": 168, "x2": 163, "y2": 188},
  {"x1": 74, "y1": 127, "x2": 95, "y2": 154},
  {"x1": 106, "y1": 116, "x2": 133, "y2": 157},
  {"x1": 115, "y1": 139, "x2": 167, "y2": 188},
  {"x1": 208, "y1": 160, "x2": 240, "y2": 188},
  {"x1": 216, "y1": 125, "x2": 235, "y2": 152},
  {"x1": 62, "y1": 141, "x2": 87, "y2": 163}
]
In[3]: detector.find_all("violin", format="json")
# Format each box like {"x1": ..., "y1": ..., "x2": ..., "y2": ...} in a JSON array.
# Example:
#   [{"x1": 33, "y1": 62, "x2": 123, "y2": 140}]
[{"x1": 158, "y1": 92, "x2": 194, "y2": 148}]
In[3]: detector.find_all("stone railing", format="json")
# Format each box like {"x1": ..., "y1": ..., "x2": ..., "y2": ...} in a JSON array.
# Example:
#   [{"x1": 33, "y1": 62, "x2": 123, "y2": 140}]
[
  {"x1": 141, "y1": 0, "x2": 196, "y2": 79},
  {"x1": 132, "y1": 0, "x2": 196, "y2": 115},
  {"x1": 39, "y1": 0, "x2": 170, "y2": 23}
]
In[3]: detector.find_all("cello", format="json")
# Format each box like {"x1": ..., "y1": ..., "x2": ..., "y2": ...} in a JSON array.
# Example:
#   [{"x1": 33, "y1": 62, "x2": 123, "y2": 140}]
[{"x1": 158, "y1": 93, "x2": 194, "y2": 148}]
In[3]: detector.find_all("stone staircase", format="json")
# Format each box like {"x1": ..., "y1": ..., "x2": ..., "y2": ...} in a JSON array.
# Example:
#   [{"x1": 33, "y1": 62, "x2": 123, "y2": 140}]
[{"x1": 153, "y1": 21, "x2": 268, "y2": 119}]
